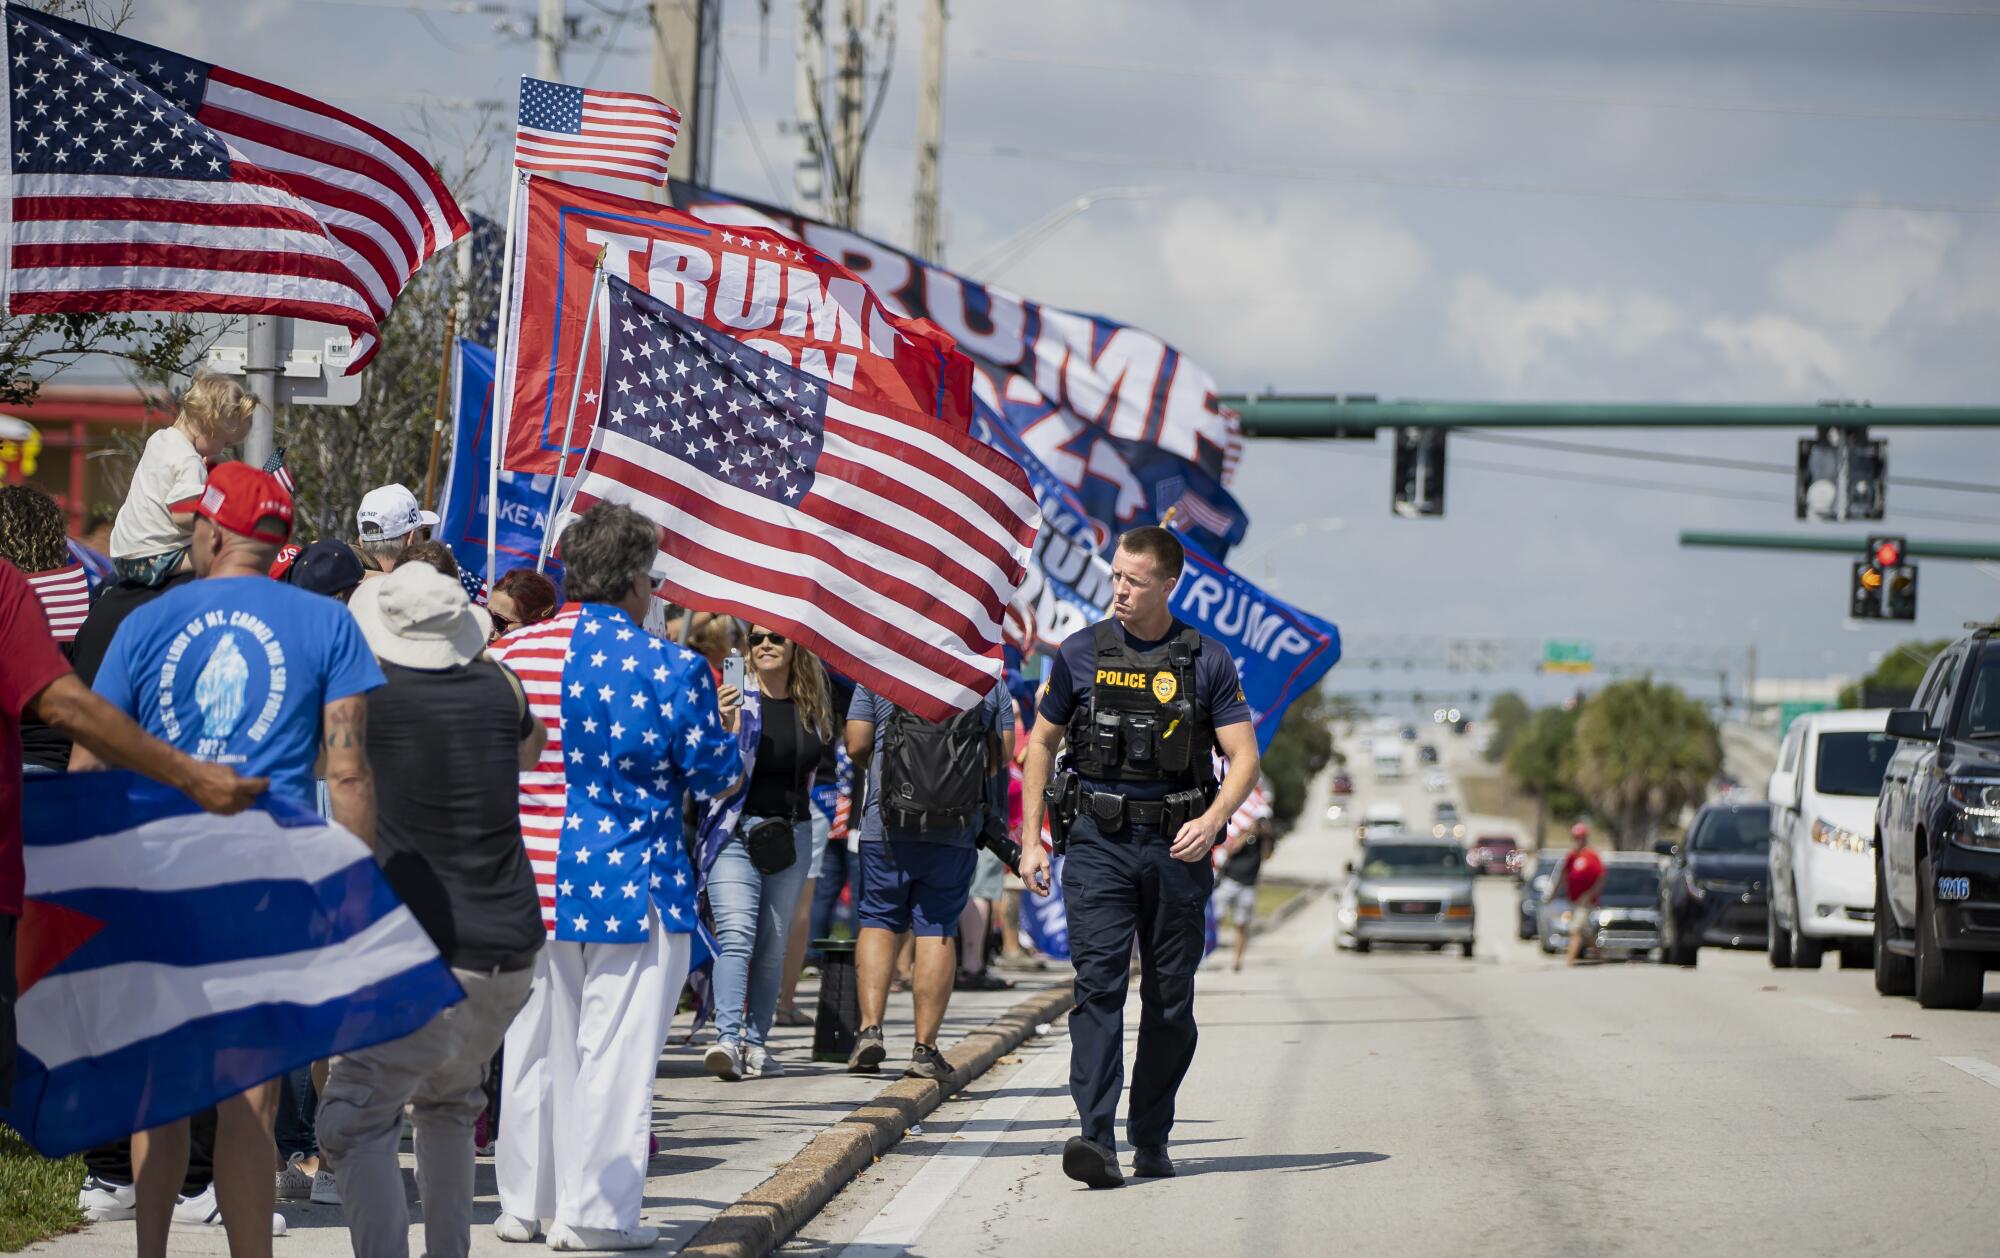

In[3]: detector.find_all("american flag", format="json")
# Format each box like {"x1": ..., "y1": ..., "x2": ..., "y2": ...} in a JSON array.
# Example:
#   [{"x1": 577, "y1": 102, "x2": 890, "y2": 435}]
[
  {"x1": 489, "y1": 603, "x2": 739, "y2": 942},
  {"x1": 25, "y1": 561, "x2": 88, "y2": 642},
  {"x1": 2, "y1": 7, "x2": 466, "y2": 371},
  {"x1": 514, "y1": 76, "x2": 680, "y2": 189},
  {"x1": 261, "y1": 446, "x2": 294, "y2": 495},
  {"x1": 567, "y1": 277, "x2": 1039, "y2": 722}
]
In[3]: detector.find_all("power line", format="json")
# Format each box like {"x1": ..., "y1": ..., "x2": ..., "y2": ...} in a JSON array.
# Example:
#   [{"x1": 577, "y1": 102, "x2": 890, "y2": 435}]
[
  {"x1": 962, "y1": 47, "x2": 2000, "y2": 127},
  {"x1": 1635, "y1": 0, "x2": 2000, "y2": 15},
  {"x1": 1454, "y1": 430, "x2": 2000, "y2": 496},
  {"x1": 935, "y1": 139, "x2": 2000, "y2": 217}
]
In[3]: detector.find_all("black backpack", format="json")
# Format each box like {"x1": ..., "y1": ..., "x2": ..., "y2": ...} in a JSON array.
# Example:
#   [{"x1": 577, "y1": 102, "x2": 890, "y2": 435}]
[{"x1": 878, "y1": 703, "x2": 988, "y2": 831}]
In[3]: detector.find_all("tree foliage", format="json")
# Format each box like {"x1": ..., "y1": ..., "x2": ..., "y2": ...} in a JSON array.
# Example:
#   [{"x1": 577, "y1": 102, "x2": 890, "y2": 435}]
[
  {"x1": 1484, "y1": 690, "x2": 1531, "y2": 764},
  {"x1": 1840, "y1": 638, "x2": 1950, "y2": 709},
  {"x1": 1505, "y1": 703, "x2": 1584, "y2": 827},
  {"x1": 1566, "y1": 679, "x2": 1719, "y2": 850},
  {"x1": 1262, "y1": 687, "x2": 1335, "y2": 828}
]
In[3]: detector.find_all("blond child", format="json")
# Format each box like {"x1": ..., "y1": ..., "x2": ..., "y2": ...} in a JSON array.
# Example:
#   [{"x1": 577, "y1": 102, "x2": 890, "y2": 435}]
[{"x1": 109, "y1": 374, "x2": 257, "y2": 586}]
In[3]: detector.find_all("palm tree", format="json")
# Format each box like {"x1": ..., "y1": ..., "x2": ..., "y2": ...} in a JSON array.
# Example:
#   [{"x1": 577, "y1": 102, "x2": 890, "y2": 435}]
[{"x1": 1567, "y1": 679, "x2": 1719, "y2": 850}]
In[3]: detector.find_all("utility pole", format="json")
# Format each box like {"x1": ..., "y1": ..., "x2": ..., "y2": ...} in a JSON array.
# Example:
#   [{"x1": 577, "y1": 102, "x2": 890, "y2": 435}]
[
  {"x1": 538, "y1": 0, "x2": 564, "y2": 78},
  {"x1": 911, "y1": 0, "x2": 946, "y2": 260},
  {"x1": 832, "y1": 0, "x2": 866, "y2": 228},
  {"x1": 243, "y1": 315, "x2": 278, "y2": 468},
  {"x1": 794, "y1": 0, "x2": 828, "y2": 218},
  {"x1": 654, "y1": 0, "x2": 718, "y2": 187}
]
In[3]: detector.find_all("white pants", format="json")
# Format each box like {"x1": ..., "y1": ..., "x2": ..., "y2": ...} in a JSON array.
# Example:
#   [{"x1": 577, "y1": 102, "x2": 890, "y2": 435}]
[{"x1": 496, "y1": 913, "x2": 692, "y2": 1231}]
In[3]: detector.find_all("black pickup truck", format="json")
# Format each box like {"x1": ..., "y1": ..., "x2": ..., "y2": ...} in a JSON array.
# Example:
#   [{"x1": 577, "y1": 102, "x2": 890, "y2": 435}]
[{"x1": 1873, "y1": 625, "x2": 2000, "y2": 1009}]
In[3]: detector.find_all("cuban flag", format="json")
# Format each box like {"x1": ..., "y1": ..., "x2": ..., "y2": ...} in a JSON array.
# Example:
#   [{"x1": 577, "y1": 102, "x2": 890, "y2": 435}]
[{"x1": 2, "y1": 773, "x2": 463, "y2": 1158}]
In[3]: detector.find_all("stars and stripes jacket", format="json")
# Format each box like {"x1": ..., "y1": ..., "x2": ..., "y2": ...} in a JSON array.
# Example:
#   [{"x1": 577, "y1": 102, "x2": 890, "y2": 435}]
[{"x1": 490, "y1": 602, "x2": 740, "y2": 943}]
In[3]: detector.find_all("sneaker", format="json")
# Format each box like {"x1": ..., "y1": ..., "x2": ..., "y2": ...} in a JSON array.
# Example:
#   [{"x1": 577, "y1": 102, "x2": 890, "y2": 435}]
[
  {"x1": 494, "y1": 1213, "x2": 541, "y2": 1243},
  {"x1": 275, "y1": 1154, "x2": 314, "y2": 1202},
  {"x1": 545, "y1": 1222, "x2": 658, "y2": 1251},
  {"x1": 173, "y1": 1184, "x2": 223, "y2": 1227},
  {"x1": 847, "y1": 1024, "x2": 886, "y2": 1074},
  {"x1": 904, "y1": 1042, "x2": 952, "y2": 1082},
  {"x1": 79, "y1": 1174, "x2": 136, "y2": 1222},
  {"x1": 703, "y1": 1039, "x2": 743, "y2": 1082},
  {"x1": 1061, "y1": 1136, "x2": 1125, "y2": 1189},
  {"x1": 743, "y1": 1044, "x2": 784, "y2": 1078},
  {"x1": 309, "y1": 1165, "x2": 340, "y2": 1205}
]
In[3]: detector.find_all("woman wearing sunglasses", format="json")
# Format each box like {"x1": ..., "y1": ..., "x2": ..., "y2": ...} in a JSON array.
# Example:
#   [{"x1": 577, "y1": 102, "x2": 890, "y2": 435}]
[
  {"x1": 698, "y1": 625, "x2": 834, "y2": 1080},
  {"x1": 486, "y1": 568, "x2": 559, "y2": 643}
]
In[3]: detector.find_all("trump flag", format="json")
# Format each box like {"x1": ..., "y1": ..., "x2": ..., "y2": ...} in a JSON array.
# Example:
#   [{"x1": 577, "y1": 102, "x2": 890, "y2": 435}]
[{"x1": 2, "y1": 774, "x2": 462, "y2": 1158}]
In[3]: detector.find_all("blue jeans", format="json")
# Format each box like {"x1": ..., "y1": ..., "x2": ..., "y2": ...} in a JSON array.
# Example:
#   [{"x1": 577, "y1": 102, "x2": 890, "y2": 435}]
[
  {"x1": 708, "y1": 817, "x2": 814, "y2": 1048},
  {"x1": 275, "y1": 1062, "x2": 318, "y2": 1160}
]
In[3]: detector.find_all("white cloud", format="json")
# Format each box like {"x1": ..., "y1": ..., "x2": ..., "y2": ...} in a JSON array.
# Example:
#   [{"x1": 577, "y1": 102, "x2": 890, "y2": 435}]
[
  {"x1": 1696, "y1": 313, "x2": 1850, "y2": 396},
  {"x1": 1770, "y1": 208, "x2": 1957, "y2": 337},
  {"x1": 1445, "y1": 276, "x2": 1684, "y2": 390}
]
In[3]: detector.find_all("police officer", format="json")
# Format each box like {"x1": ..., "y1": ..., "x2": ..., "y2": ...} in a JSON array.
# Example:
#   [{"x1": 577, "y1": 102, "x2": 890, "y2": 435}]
[{"x1": 1018, "y1": 526, "x2": 1260, "y2": 1188}]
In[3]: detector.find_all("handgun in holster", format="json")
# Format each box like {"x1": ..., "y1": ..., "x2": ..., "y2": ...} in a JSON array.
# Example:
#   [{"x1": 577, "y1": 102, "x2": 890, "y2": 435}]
[{"x1": 1044, "y1": 769, "x2": 1080, "y2": 855}]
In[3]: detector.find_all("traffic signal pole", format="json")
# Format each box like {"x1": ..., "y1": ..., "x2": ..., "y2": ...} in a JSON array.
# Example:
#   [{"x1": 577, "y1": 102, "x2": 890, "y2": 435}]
[
  {"x1": 1678, "y1": 532, "x2": 2000, "y2": 561},
  {"x1": 1222, "y1": 397, "x2": 2000, "y2": 436}
]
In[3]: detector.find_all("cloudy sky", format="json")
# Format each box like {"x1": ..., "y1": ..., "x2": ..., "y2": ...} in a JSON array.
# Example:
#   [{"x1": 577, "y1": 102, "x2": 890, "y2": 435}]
[{"x1": 132, "y1": 0, "x2": 2000, "y2": 707}]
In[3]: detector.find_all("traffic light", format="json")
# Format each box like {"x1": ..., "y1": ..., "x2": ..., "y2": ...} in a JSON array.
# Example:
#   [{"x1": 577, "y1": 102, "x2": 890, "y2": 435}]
[
  {"x1": 1851, "y1": 535, "x2": 1917, "y2": 621},
  {"x1": 1392, "y1": 427, "x2": 1446, "y2": 517},
  {"x1": 1797, "y1": 425, "x2": 1886, "y2": 521},
  {"x1": 1885, "y1": 566, "x2": 1918, "y2": 620}
]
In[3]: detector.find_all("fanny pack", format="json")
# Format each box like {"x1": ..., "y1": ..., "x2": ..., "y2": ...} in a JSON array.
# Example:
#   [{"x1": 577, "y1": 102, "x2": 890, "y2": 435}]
[{"x1": 743, "y1": 816, "x2": 797, "y2": 876}]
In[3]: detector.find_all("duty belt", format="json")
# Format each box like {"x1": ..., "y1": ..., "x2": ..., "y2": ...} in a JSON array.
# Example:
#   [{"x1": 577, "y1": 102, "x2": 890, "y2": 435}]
[{"x1": 1080, "y1": 787, "x2": 1213, "y2": 833}]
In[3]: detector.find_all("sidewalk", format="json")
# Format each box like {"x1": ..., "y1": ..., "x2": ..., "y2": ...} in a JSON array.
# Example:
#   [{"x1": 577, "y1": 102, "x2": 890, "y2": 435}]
[{"x1": 29, "y1": 967, "x2": 1070, "y2": 1257}]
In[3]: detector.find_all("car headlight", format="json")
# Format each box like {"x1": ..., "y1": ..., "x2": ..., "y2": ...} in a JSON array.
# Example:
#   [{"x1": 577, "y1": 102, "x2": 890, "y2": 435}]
[
  {"x1": 1809, "y1": 818, "x2": 1870, "y2": 854},
  {"x1": 1948, "y1": 780, "x2": 2000, "y2": 848}
]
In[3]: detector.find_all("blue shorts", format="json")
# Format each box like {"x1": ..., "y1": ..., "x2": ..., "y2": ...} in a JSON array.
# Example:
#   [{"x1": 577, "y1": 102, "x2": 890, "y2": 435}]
[{"x1": 858, "y1": 840, "x2": 977, "y2": 937}]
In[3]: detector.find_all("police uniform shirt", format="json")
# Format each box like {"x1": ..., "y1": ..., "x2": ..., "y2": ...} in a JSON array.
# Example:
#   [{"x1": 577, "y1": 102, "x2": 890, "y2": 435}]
[{"x1": 1037, "y1": 619, "x2": 1251, "y2": 802}]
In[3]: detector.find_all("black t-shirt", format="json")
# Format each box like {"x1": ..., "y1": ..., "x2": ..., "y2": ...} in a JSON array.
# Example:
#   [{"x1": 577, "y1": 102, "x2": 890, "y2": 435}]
[
  {"x1": 1036, "y1": 619, "x2": 1253, "y2": 801},
  {"x1": 743, "y1": 696, "x2": 825, "y2": 821},
  {"x1": 366, "y1": 660, "x2": 544, "y2": 971},
  {"x1": 1223, "y1": 835, "x2": 1265, "y2": 885},
  {"x1": 32, "y1": 573, "x2": 195, "y2": 771}
]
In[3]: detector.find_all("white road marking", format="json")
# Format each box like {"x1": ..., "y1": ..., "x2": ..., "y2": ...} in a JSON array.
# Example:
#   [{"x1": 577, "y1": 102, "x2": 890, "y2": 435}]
[
  {"x1": 1940, "y1": 1056, "x2": 2000, "y2": 1090},
  {"x1": 837, "y1": 1044, "x2": 1072, "y2": 1256},
  {"x1": 1793, "y1": 997, "x2": 1856, "y2": 1016}
]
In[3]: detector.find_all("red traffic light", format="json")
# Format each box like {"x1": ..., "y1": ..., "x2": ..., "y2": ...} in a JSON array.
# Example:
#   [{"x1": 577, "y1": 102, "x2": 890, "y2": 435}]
[{"x1": 1874, "y1": 540, "x2": 1901, "y2": 566}]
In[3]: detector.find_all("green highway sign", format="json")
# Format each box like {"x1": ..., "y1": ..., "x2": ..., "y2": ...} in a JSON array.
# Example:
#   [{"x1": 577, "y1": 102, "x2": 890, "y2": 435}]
[{"x1": 1543, "y1": 640, "x2": 1595, "y2": 674}]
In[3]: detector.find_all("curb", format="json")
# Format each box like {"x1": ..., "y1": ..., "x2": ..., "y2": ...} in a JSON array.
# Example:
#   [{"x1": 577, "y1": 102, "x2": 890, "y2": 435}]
[{"x1": 678, "y1": 982, "x2": 1076, "y2": 1258}]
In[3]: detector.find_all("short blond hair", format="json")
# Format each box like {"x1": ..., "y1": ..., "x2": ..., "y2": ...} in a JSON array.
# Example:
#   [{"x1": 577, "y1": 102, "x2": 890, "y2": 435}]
[{"x1": 178, "y1": 372, "x2": 258, "y2": 440}]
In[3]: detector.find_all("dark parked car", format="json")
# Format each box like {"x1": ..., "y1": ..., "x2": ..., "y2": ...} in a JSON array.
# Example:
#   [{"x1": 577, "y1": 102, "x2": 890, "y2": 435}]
[
  {"x1": 1659, "y1": 801, "x2": 1771, "y2": 967},
  {"x1": 1518, "y1": 851, "x2": 1562, "y2": 940},
  {"x1": 1540, "y1": 856, "x2": 1665, "y2": 957},
  {"x1": 1874, "y1": 626, "x2": 2000, "y2": 1009},
  {"x1": 1418, "y1": 744, "x2": 1439, "y2": 765},
  {"x1": 1469, "y1": 835, "x2": 1523, "y2": 877}
]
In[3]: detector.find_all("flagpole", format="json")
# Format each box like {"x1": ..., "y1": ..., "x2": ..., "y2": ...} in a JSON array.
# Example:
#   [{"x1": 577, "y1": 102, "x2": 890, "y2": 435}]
[
  {"x1": 486, "y1": 166, "x2": 527, "y2": 582},
  {"x1": 421, "y1": 307, "x2": 457, "y2": 513},
  {"x1": 536, "y1": 249, "x2": 608, "y2": 573}
]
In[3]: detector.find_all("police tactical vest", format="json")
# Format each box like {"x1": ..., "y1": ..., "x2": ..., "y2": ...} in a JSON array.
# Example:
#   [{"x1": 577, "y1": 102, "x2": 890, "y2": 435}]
[
  {"x1": 878, "y1": 703, "x2": 988, "y2": 831},
  {"x1": 1066, "y1": 622, "x2": 1217, "y2": 790}
]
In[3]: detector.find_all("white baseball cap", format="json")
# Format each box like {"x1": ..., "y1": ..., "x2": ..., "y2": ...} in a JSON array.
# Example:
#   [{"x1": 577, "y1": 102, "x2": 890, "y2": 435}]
[
  {"x1": 356, "y1": 483, "x2": 440, "y2": 542},
  {"x1": 348, "y1": 561, "x2": 492, "y2": 669}
]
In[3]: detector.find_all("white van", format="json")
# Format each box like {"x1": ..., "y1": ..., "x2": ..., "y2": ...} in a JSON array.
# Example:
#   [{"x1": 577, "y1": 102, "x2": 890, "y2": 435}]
[
  {"x1": 1766, "y1": 709, "x2": 1894, "y2": 969},
  {"x1": 1356, "y1": 801, "x2": 1407, "y2": 840},
  {"x1": 1372, "y1": 738, "x2": 1405, "y2": 781}
]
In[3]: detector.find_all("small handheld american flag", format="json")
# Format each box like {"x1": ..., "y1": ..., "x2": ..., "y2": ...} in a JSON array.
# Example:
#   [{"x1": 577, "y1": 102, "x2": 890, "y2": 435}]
[{"x1": 514, "y1": 77, "x2": 680, "y2": 189}]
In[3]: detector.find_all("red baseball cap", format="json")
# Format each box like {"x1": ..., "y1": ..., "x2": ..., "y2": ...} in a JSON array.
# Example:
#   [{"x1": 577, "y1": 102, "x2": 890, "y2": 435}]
[{"x1": 173, "y1": 462, "x2": 294, "y2": 545}]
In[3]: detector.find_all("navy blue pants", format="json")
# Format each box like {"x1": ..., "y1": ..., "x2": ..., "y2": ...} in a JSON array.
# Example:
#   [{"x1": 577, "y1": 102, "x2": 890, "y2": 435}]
[{"x1": 1061, "y1": 812, "x2": 1212, "y2": 1151}]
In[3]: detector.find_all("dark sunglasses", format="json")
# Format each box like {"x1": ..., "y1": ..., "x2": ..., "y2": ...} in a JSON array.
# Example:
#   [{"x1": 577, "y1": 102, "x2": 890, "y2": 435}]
[
  {"x1": 489, "y1": 611, "x2": 518, "y2": 639},
  {"x1": 746, "y1": 631, "x2": 788, "y2": 647}
]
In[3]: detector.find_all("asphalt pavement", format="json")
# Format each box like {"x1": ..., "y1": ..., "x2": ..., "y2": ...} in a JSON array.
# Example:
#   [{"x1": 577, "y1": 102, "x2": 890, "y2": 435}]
[{"x1": 785, "y1": 728, "x2": 2000, "y2": 1258}]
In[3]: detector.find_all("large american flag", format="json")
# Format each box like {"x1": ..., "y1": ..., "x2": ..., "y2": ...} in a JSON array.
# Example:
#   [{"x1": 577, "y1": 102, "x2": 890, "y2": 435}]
[
  {"x1": 568, "y1": 277, "x2": 1040, "y2": 722},
  {"x1": 1, "y1": 6, "x2": 466, "y2": 370},
  {"x1": 514, "y1": 76, "x2": 679, "y2": 188}
]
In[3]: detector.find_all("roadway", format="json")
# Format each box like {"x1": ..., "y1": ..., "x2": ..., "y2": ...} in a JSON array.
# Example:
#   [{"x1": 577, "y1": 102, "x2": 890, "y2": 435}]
[{"x1": 785, "y1": 725, "x2": 2000, "y2": 1257}]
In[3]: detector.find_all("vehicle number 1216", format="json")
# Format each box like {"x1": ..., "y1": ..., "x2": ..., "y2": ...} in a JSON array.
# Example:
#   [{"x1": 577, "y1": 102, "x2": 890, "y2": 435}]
[{"x1": 1937, "y1": 876, "x2": 1972, "y2": 902}]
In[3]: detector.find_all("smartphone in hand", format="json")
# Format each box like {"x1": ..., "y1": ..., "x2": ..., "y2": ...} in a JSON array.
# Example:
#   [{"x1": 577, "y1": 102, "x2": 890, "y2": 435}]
[{"x1": 721, "y1": 650, "x2": 745, "y2": 695}]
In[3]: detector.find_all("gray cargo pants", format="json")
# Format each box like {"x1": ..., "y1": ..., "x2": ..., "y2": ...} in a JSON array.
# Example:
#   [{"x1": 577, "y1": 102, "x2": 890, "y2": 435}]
[{"x1": 318, "y1": 963, "x2": 534, "y2": 1258}]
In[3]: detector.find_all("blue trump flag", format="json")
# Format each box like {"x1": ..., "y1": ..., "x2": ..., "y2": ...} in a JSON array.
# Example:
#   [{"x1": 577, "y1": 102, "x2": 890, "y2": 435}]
[
  {"x1": 435, "y1": 338, "x2": 563, "y2": 585},
  {"x1": 1169, "y1": 535, "x2": 1341, "y2": 754}
]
